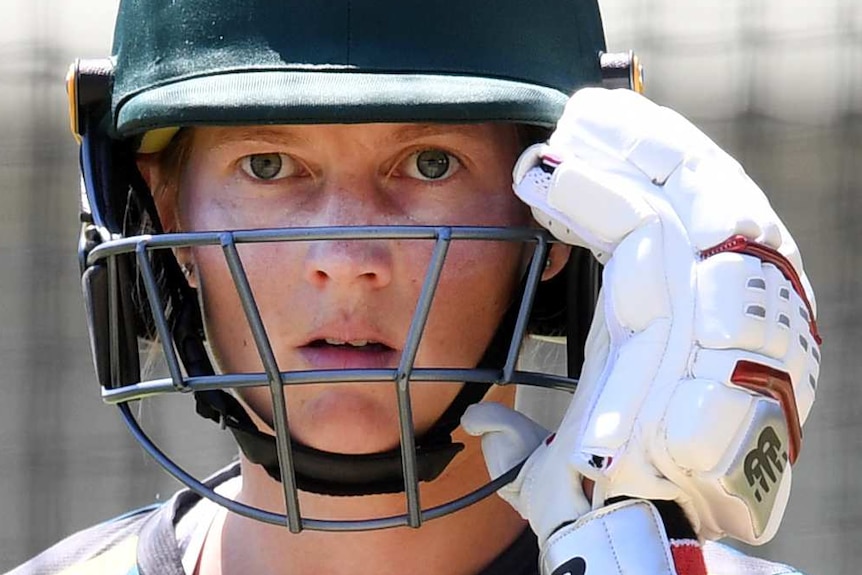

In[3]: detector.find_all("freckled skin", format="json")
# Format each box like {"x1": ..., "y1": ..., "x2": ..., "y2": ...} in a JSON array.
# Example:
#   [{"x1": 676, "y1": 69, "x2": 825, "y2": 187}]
[
  {"x1": 137, "y1": 121, "x2": 574, "y2": 575},
  {"x1": 154, "y1": 123, "x2": 532, "y2": 454}
]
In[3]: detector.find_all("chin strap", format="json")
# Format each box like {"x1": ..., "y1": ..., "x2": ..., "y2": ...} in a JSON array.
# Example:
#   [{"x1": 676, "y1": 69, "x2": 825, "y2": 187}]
[{"x1": 193, "y1": 387, "x2": 468, "y2": 496}]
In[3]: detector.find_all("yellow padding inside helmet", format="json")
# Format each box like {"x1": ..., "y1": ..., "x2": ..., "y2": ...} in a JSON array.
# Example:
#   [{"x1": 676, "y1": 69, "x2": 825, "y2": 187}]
[{"x1": 139, "y1": 127, "x2": 180, "y2": 153}]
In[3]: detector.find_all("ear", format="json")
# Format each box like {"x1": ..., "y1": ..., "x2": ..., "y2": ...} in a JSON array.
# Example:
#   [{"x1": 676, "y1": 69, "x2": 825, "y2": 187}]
[
  {"x1": 135, "y1": 154, "x2": 197, "y2": 287},
  {"x1": 176, "y1": 250, "x2": 198, "y2": 288},
  {"x1": 542, "y1": 243, "x2": 571, "y2": 281}
]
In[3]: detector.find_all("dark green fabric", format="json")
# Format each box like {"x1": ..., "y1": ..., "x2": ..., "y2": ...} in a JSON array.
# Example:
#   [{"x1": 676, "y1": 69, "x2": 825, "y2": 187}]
[{"x1": 110, "y1": 0, "x2": 606, "y2": 135}]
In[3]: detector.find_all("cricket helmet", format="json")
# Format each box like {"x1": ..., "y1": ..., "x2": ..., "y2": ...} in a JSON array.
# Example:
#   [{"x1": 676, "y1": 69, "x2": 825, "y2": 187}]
[{"x1": 68, "y1": 0, "x2": 641, "y2": 531}]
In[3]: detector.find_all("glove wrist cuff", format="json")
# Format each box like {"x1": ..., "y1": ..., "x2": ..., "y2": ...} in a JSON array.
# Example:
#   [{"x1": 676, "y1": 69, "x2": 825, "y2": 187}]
[{"x1": 540, "y1": 500, "x2": 707, "y2": 575}]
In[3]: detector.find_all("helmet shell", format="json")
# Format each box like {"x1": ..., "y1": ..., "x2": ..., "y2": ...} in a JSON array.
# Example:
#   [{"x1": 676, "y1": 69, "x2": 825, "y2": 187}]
[{"x1": 111, "y1": 0, "x2": 607, "y2": 137}]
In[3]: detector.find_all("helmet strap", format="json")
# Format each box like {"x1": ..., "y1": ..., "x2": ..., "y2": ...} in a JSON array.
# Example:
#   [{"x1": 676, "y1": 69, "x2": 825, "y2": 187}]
[{"x1": 194, "y1": 388, "x2": 466, "y2": 495}]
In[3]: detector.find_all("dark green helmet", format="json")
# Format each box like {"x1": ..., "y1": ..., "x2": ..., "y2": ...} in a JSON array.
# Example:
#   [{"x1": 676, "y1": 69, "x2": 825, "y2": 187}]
[{"x1": 111, "y1": 0, "x2": 607, "y2": 148}]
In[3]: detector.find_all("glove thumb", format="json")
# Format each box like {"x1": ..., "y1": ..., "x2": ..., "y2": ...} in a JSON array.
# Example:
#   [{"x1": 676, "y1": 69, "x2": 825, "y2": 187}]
[{"x1": 462, "y1": 402, "x2": 550, "y2": 479}]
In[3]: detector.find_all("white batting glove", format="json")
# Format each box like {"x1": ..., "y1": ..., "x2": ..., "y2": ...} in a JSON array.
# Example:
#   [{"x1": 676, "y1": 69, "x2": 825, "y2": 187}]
[
  {"x1": 511, "y1": 88, "x2": 821, "y2": 545},
  {"x1": 462, "y1": 403, "x2": 703, "y2": 575}
]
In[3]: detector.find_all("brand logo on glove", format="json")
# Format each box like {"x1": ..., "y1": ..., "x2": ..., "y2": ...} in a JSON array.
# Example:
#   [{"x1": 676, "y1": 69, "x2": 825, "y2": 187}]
[
  {"x1": 744, "y1": 426, "x2": 788, "y2": 503},
  {"x1": 551, "y1": 556, "x2": 586, "y2": 575}
]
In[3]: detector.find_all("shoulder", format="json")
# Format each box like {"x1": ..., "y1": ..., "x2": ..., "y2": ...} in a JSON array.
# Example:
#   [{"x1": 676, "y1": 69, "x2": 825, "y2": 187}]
[
  {"x1": 703, "y1": 541, "x2": 807, "y2": 575},
  {"x1": 4, "y1": 504, "x2": 160, "y2": 575},
  {"x1": 6, "y1": 463, "x2": 241, "y2": 575}
]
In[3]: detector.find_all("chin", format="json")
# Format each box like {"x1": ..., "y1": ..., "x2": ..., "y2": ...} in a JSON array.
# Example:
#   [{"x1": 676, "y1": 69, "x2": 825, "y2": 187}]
[{"x1": 289, "y1": 385, "x2": 404, "y2": 454}]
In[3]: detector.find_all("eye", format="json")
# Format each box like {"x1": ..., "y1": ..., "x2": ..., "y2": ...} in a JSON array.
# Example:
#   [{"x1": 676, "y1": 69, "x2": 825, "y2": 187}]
[
  {"x1": 403, "y1": 149, "x2": 461, "y2": 181},
  {"x1": 240, "y1": 153, "x2": 297, "y2": 180}
]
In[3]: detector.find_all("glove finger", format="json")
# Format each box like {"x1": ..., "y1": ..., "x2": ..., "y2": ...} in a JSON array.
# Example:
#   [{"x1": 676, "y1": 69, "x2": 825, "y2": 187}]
[
  {"x1": 801, "y1": 341, "x2": 820, "y2": 423},
  {"x1": 549, "y1": 88, "x2": 720, "y2": 177},
  {"x1": 760, "y1": 262, "x2": 792, "y2": 360},
  {"x1": 549, "y1": 89, "x2": 799, "y2": 267},
  {"x1": 512, "y1": 142, "x2": 547, "y2": 184},
  {"x1": 461, "y1": 403, "x2": 550, "y2": 479},
  {"x1": 572, "y1": 317, "x2": 672, "y2": 468},
  {"x1": 784, "y1": 288, "x2": 818, "y2": 424},
  {"x1": 606, "y1": 224, "x2": 672, "y2": 333},
  {"x1": 571, "y1": 221, "x2": 684, "y2": 462},
  {"x1": 515, "y1": 158, "x2": 658, "y2": 254},
  {"x1": 695, "y1": 252, "x2": 769, "y2": 353}
]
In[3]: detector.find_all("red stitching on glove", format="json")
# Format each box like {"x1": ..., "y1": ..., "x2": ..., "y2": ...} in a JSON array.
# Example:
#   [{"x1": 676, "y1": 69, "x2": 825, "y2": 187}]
[
  {"x1": 700, "y1": 235, "x2": 821, "y2": 345},
  {"x1": 731, "y1": 360, "x2": 802, "y2": 464}
]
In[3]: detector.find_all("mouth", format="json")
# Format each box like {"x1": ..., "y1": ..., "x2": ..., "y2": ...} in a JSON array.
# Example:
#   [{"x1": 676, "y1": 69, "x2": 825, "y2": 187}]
[{"x1": 298, "y1": 338, "x2": 400, "y2": 370}]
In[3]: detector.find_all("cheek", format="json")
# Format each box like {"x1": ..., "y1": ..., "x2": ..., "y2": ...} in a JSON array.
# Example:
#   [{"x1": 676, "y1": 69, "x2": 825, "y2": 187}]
[
  {"x1": 191, "y1": 247, "x2": 249, "y2": 371},
  {"x1": 181, "y1": 191, "x2": 245, "y2": 232},
  {"x1": 178, "y1": 164, "x2": 268, "y2": 232},
  {"x1": 190, "y1": 243, "x2": 305, "y2": 373},
  {"x1": 441, "y1": 187, "x2": 531, "y2": 229},
  {"x1": 405, "y1": 189, "x2": 530, "y2": 361},
  {"x1": 418, "y1": 239, "x2": 525, "y2": 367}
]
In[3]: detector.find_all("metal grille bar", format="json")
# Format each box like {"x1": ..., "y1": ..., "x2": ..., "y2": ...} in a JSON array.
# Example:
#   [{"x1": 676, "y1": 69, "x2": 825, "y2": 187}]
[
  {"x1": 118, "y1": 401, "x2": 525, "y2": 531},
  {"x1": 502, "y1": 237, "x2": 550, "y2": 383},
  {"x1": 394, "y1": 227, "x2": 452, "y2": 526},
  {"x1": 135, "y1": 241, "x2": 189, "y2": 392},
  {"x1": 87, "y1": 226, "x2": 552, "y2": 265},
  {"x1": 102, "y1": 369, "x2": 578, "y2": 404},
  {"x1": 220, "y1": 232, "x2": 303, "y2": 532}
]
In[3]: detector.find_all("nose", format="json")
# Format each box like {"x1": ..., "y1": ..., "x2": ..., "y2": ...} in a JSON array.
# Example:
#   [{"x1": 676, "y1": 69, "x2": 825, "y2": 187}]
[
  {"x1": 301, "y1": 176, "x2": 396, "y2": 290},
  {"x1": 303, "y1": 237, "x2": 393, "y2": 289}
]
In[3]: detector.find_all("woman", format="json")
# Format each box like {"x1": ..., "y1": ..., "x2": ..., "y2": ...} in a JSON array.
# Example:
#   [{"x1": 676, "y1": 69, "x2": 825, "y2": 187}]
[
  {"x1": 11, "y1": 0, "x2": 819, "y2": 573},
  {"x1": 137, "y1": 121, "x2": 561, "y2": 574}
]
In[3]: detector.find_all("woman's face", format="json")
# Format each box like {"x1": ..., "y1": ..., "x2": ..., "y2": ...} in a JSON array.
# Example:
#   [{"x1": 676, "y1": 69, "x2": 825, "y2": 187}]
[{"x1": 147, "y1": 122, "x2": 537, "y2": 455}]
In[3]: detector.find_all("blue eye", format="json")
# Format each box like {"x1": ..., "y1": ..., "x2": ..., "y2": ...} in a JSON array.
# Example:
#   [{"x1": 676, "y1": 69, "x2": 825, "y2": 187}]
[
  {"x1": 241, "y1": 153, "x2": 294, "y2": 180},
  {"x1": 405, "y1": 149, "x2": 460, "y2": 181}
]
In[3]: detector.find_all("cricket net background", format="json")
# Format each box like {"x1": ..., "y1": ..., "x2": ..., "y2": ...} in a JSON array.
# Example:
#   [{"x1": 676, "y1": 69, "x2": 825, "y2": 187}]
[{"x1": 0, "y1": 1, "x2": 858, "y2": 572}]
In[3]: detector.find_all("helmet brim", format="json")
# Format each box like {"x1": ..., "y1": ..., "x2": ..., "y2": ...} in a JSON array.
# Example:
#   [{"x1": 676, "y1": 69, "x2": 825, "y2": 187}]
[{"x1": 115, "y1": 70, "x2": 572, "y2": 140}]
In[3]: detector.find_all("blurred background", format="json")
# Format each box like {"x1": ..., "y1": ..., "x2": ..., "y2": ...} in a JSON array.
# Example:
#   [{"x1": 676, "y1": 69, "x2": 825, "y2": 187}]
[{"x1": 0, "y1": 0, "x2": 858, "y2": 572}]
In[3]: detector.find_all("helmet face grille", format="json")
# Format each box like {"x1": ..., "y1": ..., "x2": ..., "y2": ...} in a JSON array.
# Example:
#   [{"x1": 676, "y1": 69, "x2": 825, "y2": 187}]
[
  {"x1": 87, "y1": 225, "x2": 578, "y2": 531},
  {"x1": 67, "y1": 0, "x2": 610, "y2": 536},
  {"x1": 73, "y1": 100, "x2": 593, "y2": 529}
]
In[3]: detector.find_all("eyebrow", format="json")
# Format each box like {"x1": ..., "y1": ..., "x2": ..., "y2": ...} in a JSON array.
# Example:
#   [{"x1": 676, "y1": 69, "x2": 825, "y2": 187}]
[
  {"x1": 385, "y1": 123, "x2": 491, "y2": 144},
  {"x1": 208, "y1": 126, "x2": 312, "y2": 148},
  {"x1": 205, "y1": 122, "x2": 495, "y2": 150}
]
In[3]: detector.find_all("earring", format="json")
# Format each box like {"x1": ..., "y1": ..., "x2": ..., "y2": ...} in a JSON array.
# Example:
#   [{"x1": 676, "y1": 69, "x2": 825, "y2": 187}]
[{"x1": 180, "y1": 262, "x2": 194, "y2": 278}]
